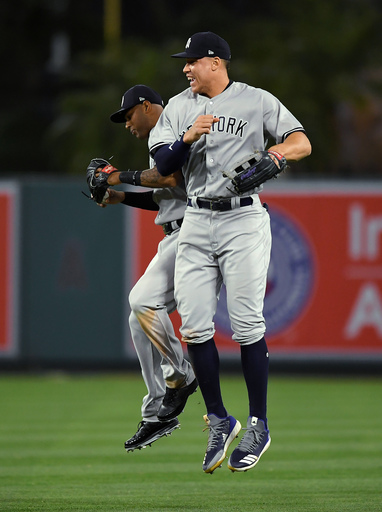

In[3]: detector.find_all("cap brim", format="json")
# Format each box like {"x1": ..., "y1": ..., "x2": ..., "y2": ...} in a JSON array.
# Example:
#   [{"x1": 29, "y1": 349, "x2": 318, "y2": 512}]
[
  {"x1": 110, "y1": 109, "x2": 128, "y2": 123},
  {"x1": 171, "y1": 51, "x2": 230, "y2": 60},
  {"x1": 171, "y1": 51, "x2": 202, "y2": 58}
]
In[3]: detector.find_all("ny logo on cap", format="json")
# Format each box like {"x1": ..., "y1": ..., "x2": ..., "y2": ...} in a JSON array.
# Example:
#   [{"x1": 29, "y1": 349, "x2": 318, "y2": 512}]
[{"x1": 185, "y1": 37, "x2": 191, "y2": 48}]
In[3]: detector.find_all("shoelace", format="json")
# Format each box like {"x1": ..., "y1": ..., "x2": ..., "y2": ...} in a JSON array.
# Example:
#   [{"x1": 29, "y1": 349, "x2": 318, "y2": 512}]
[
  {"x1": 236, "y1": 427, "x2": 264, "y2": 452},
  {"x1": 203, "y1": 418, "x2": 229, "y2": 450},
  {"x1": 136, "y1": 421, "x2": 145, "y2": 431}
]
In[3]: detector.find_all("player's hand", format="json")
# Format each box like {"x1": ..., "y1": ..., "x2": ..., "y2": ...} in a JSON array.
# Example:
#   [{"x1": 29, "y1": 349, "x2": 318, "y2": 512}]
[
  {"x1": 94, "y1": 167, "x2": 121, "y2": 186},
  {"x1": 105, "y1": 170, "x2": 121, "y2": 186},
  {"x1": 183, "y1": 115, "x2": 219, "y2": 144},
  {"x1": 97, "y1": 189, "x2": 125, "y2": 208}
]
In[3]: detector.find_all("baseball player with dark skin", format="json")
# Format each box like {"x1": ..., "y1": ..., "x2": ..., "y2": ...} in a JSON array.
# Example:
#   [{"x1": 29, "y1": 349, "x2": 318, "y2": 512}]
[
  {"x1": 147, "y1": 32, "x2": 312, "y2": 473},
  {"x1": 92, "y1": 85, "x2": 197, "y2": 451}
]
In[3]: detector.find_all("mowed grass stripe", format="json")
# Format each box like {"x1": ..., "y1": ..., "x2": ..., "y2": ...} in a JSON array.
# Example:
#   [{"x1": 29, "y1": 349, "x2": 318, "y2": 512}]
[{"x1": 0, "y1": 374, "x2": 381, "y2": 512}]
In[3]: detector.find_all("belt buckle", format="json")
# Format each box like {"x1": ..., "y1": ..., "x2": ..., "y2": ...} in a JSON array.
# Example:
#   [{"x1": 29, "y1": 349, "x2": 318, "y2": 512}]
[{"x1": 212, "y1": 199, "x2": 225, "y2": 211}]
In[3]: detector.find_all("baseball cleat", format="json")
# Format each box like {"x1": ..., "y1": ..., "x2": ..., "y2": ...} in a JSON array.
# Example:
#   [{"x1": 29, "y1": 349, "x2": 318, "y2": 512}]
[
  {"x1": 202, "y1": 414, "x2": 241, "y2": 474},
  {"x1": 157, "y1": 378, "x2": 198, "y2": 422},
  {"x1": 227, "y1": 416, "x2": 271, "y2": 472},
  {"x1": 124, "y1": 418, "x2": 180, "y2": 452}
]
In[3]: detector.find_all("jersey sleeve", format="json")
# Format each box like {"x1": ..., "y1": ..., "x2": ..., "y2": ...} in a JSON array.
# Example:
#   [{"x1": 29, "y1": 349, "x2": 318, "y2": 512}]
[
  {"x1": 261, "y1": 89, "x2": 305, "y2": 144},
  {"x1": 149, "y1": 102, "x2": 179, "y2": 157}
]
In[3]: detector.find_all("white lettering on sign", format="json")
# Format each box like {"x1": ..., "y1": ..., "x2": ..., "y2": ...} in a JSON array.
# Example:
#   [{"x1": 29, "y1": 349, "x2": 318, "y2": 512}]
[
  {"x1": 349, "y1": 203, "x2": 382, "y2": 261},
  {"x1": 344, "y1": 282, "x2": 382, "y2": 338}
]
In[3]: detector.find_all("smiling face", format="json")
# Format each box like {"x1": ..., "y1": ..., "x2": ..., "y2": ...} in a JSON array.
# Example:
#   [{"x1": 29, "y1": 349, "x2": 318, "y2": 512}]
[
  {"x1": 183, "y1": 57, "x2": 216, "y2": 96},
  {"x1": 183, "y1": 57, "x2": 230, "y2": 98}
]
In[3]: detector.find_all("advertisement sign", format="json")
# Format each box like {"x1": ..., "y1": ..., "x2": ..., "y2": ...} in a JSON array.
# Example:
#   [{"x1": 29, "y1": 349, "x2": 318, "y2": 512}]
[
  {"x1": 0, "y1": 184, "x2": 19, "y2": 357},
  {"x1": 134, "y1": 184, "x2": 382, "y2": 359}
]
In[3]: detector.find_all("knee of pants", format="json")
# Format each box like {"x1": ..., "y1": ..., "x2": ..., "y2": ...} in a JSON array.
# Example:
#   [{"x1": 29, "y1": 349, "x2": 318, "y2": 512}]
[{"x1": 128, "y1": 282, "x2": 147, "y2": 314}]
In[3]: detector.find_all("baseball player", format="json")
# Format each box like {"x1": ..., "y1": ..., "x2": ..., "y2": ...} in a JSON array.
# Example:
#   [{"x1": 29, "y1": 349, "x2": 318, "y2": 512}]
[
  {"x1": 88, "y1": 85, "x2": 197, "y2": 451},
  {"x1": 148, "y1": 32, "x2": 312, "y2": 473}
]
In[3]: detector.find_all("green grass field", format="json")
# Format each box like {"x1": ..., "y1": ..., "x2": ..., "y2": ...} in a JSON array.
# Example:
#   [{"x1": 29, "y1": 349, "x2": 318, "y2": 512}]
[{"x1": 0, "y1": 373, "x2": 381, "y2": 512}]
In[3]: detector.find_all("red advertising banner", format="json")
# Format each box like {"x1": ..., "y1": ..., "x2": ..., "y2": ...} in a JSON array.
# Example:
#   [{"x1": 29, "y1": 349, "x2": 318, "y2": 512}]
[
  {"x1": 0, "y1": 184, "x2": 19, "y2": 357},
  {"x1": 134, "y1": 184, "x2": 382, "y2": 359}
]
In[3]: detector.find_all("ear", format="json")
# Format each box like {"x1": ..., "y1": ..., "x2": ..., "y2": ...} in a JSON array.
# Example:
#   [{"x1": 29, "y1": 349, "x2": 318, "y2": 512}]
[
  {"x1": 142, "y1": 100, "x2": 152, "y2": 112},
  {"x1": 211, "y1": 57, "x2": 221, "y2": 71}
]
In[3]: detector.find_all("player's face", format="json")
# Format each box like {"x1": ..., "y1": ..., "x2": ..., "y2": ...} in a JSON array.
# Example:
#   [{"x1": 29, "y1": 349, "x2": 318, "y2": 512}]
[
  {"x1": 183, "y1": 58, "x2": 216, "y2": 96},
  {"x1": 124, "y1": 104, "x2": 152, "y2": 140}
]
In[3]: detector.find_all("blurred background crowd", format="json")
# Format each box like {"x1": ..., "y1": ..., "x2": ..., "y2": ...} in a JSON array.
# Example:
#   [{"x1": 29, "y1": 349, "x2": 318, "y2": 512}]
[{"x1": 1, "y1": 0, "x2": 381, "y2": 179}]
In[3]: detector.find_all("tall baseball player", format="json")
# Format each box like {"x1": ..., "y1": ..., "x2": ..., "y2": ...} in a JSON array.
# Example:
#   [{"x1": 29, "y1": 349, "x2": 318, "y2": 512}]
[
  {"x1": 86, "y1": 85, "x2": 197, "y2": 452},
  {"x1": 148, "y1": 32, "x2": 312, "y2": 473}
]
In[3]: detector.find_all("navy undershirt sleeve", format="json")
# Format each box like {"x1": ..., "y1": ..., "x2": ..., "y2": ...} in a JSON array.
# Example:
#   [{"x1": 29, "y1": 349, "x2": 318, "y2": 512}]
[
  {"x1": 121, "y1": 191, "x2": 159, "y2": 211},
  {"x1": 153, "y1": 136, "x2": 191, "y2": 176}
]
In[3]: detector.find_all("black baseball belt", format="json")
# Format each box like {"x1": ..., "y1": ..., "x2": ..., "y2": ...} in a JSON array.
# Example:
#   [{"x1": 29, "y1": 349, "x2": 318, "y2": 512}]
[
  {"x1": 187, "y1": 196, "x2": 253, "y2": 211},
  {"x1": 162, "y1": 218, "x2": 183, "y2": 235}
]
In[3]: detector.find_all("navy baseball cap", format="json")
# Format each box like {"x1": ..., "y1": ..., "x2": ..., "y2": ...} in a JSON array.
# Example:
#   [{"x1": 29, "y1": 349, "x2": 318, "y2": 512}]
[
  {"x1": 171, "y1": 31, "x2": 231, "y2": 60},
  {"x1": 110, "y1": 85, "x2": 164, "y2": 123}
]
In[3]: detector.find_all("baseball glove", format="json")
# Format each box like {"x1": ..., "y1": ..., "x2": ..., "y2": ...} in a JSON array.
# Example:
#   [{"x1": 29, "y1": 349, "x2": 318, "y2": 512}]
[
  {"x1": 86, "y1": 158, "x2": 118, "y2": 204},
  {"x1": 224, "y1": 150, "x2": 287, "y2": 195}
]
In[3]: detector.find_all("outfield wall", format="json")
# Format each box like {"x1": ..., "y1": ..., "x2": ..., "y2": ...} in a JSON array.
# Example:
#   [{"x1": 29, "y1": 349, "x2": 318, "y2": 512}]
[{"x1": 1, "y1": 178, "x2": 382, "y2": 371}]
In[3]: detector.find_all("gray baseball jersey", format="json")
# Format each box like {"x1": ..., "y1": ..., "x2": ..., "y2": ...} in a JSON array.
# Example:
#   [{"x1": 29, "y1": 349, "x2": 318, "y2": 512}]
[
  {"x1": 150, "y1": 81, "x2": 304, "y2": 198},
  {"x1": 149, "y1": 81, "x2": 304, "y2": 345}
]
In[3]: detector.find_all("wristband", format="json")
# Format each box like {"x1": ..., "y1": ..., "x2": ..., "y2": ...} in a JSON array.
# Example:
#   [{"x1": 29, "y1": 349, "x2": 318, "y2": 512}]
[
  {"x1": 102, "y1": 164, "x2": 118, "y2": 174},
  {"x1": 267, "y1": 150, "x2": 284, "y2": 161},
  {"x1": 119, "y1": 170, "x2": 142, "y2": 186}
]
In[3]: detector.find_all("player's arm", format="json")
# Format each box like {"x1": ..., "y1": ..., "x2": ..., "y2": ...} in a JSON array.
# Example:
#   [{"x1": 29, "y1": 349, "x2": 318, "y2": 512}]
[
  {"x1": 87, "y1": 159, "x2": 179, "y2": 205},
  {"x1": 99, "y1": 188, "x2": 159, "y2": 211},
  {"x1": 106, "y1": 167, "x2": 182, "y2": 188},
  {"x1": 153, "y1": 115, "x2": 219, "y2": 176},
  {"x1": 267, "y1": 131, "x2": 312, "y2": 162}
]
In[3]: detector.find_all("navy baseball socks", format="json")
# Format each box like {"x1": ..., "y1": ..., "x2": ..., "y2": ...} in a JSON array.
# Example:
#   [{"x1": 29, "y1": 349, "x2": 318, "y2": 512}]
[
  {"x1": 187, "y1": 339, "x2": 227, "y2": 417},
  {"x1": 202, "y1": 414, "x2": 242, "y2": 473},
  {"x1": 227, "y1": 416, "x2": 271, "y2": 472},
  {"x1": 240, "y1": 337, "x2": 269, "y2": 421}
]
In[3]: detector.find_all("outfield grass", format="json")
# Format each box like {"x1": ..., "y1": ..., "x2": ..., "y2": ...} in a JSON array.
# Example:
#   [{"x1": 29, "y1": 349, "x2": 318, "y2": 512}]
[{"x1": 0, "y1": 373, "x2": 381, "y2": 512}]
